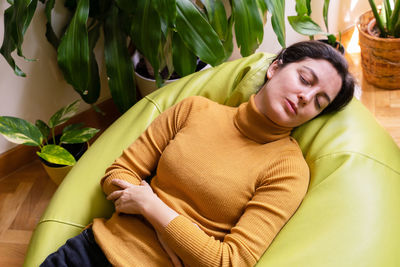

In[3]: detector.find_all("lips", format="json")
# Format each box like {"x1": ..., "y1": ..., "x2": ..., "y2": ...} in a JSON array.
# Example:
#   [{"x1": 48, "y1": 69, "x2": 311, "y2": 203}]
[{"x1": 286, "y1": 99, "x2": 298, "y2": 115}]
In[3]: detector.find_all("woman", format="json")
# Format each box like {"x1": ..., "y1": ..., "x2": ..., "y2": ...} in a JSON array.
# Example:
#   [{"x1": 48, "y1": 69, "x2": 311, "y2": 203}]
[{"x1": 41, "y1": 41, "x2": 355, "y2": 267}]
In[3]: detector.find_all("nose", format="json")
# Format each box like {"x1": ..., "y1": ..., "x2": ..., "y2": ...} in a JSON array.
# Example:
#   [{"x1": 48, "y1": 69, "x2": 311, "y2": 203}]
[{"x1": 298, "y1": 88, "x2": 317, "y2": 106}]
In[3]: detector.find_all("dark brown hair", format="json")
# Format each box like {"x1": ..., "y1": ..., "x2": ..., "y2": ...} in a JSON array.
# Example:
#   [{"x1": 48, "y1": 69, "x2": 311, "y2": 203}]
[{"x1": 269, "y1": 41, "x2": 355, "y2": 115}]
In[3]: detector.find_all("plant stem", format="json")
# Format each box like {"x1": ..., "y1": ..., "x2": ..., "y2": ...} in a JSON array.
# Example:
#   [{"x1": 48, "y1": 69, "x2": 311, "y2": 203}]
[
  {"x1": 52, "y1": 128, "x2": 56, "y2": 145},
  {"x1": 390, "y1": 0, "x2": 400, "y2": 36},
  {"x1": 368, "y1": 0, "x2": 387, "y2": 37}
]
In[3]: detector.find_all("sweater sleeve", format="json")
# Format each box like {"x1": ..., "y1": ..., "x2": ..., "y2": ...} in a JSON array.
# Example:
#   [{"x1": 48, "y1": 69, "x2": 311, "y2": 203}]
[
  {"x1": 101, "y1": 98, "x2": 194, "y2": 196},
  {"x1": 160, "y1": 148, "x2": 309, "y2": 266}
]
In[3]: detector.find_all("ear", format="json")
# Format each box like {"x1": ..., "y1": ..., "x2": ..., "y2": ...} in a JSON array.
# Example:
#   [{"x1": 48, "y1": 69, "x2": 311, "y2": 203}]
[{"x1": 266, "y1": 60, "x2": 280, "y2": 79}]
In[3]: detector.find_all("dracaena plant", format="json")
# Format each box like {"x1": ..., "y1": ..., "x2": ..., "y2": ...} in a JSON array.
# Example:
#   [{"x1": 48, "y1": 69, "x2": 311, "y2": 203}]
[
  {"x1": 288, "y1": 0, "x2": 339, "y2": 47},
  {"x1": 0, "y1": 100, "x2": 99, "y2": 166},
  {"x1": 368, "y1": 0, "x2": 400, "y2": 38},
  {"x1": 0, "y1": 0, "x2": 286, "y2": 114}
]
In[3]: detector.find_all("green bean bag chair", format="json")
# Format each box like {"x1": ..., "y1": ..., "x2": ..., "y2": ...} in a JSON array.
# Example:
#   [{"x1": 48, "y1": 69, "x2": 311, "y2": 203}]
[{"x1": 24, "y1": 53, "x2": 400, "y2": 267}]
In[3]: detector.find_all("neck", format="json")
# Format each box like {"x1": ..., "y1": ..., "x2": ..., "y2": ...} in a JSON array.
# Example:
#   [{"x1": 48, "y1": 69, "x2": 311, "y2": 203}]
[{"x1": 234, "y1": 95, "x2": 292, "y2": 144}]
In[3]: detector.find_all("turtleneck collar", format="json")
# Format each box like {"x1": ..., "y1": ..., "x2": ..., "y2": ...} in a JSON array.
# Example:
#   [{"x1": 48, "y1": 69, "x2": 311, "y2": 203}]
[{"x1": 234, "y1": 94, "x2": 292, "y2": 143}]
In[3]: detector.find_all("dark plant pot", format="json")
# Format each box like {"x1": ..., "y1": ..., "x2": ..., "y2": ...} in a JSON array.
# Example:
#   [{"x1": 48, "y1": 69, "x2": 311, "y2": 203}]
[
  {"x1": 132, "y1": 51, "x2": 210, "y2": 97},
  {"x1": 318, "y1": 39, "x2": 345, "y2": 55},
  {"x1": 39, "y1": 141, "x2": 88, "y2": 168},
  {"x1": 39, "y1": 136, "x2": 89, "y2": 185},
  {"x1": 135, "y1": 54, "x2": 208, "y2": 81}
]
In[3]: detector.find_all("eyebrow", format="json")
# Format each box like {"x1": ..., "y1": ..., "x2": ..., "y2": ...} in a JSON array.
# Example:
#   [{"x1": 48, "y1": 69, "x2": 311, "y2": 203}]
[
  {"x1": 303, "y1": 65, "x2": 331, "y2": 104},
  {"x1": 303, "y1": 66, "x2": 319, "y2": 84}
]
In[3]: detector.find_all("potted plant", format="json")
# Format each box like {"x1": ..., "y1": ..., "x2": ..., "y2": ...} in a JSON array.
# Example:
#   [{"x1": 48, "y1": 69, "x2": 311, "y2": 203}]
[
  {"x1": 0, "y1": 100, "x2": 99, "y2": 184},
  {"x1": 0, "y1": 0, "x2": 286, "y2": 113},
  {"x1": 357, "y1": 0, "x2": 400, "y2": 89},
  {"x1": 288, "y1": 0, "x2": 344, "y2": 54}
]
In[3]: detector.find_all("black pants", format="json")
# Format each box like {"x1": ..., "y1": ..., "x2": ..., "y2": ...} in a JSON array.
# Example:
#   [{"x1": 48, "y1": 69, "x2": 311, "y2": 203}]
[{"x1": 40, "y1": 228, "x2": 111, "y2": 267}]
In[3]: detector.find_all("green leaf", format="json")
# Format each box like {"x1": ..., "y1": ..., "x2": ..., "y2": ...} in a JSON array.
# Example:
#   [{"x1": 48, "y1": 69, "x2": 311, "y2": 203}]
[
  {"x1": 0, "y1": 6, "x2": 25, "y2": 77},
  {"x1": 0, "y1": 0, "x2": 38, "y2": 77},
  {"x1": 323, "y1": 0, "x2": 330, "y2": 32},
  {"x1": 44, "y1": 0, "x2": 59, "y2": 49},
  {"x1": 48, "y1": 100, "x2": 80, "y2": 128},
  {"x1": 288, "y1": 15, "x2": 324, "y2": 36},
  {"x1": 175, "y1": 0, "x2": 225, "y2": 66},
  {"x1": 82, "y1": 22, "x2": 101, "y2": 104},
  {"x1": 390, "y1": 0, "x2": 400, "y2": 36},
  {"x1": 327, "y1": 34, "x2": 337, "y2": 45},
  {"x1": 105, "y1": 3, "x2": 137, "y2": 113},
  {"x1": 294, "y1": 0, "x2": 309, "y2": 16},
  {"x1": 60, "y1": 127, "x2": 99, "y2": 144},
  {"x1": 172, "y1": 32, "x2": 197, "y2": 77},
  {"x1": 161, "y1": 29, "x2": 174, "y2": 78},
  {"x1": 257, "y1": 0, "x2": 268, "y2": 14},
  {"x1": 306, "y1": 0, "x2": 311, "y2": 16},
  {"x1": 152, "y1": 0, "x2": 177, "y2": 27},
  {"x1": 266, "y1": 0, "x2": 286, "y2": 48},
  {"x1": 208, "y1": 0, "x2": 228, "y2": 41},
  {"x1": 200, "y1": 0, "x2": 215, "y2": 20},
  {"x1": 232, "y1": 0, "x2": 264, "y2": 57},
  {"x1": 130, "y1": 0, "x2": 163, "y2": 87},
  {"x1": 0, "y1": 116, "x2": 43, "y2": 146},
  {"x1": 62, "y1": 123, "x2": 84, "y2": 133},
  {"x1": 37, "y1": 145, "x2": 76, "y2": 166},
  {"x1": 57, "y1": 0, "x2": 91, "y2": 94},
  {"x1": 13, "y1": 0, "x2": 38, "y2": 59},
  {"x1": 222, "y1": 15, "x2": 234, "y2": 61},
  {"x1": 35, "y1": 119, "x2": 50, "y2": 140}
]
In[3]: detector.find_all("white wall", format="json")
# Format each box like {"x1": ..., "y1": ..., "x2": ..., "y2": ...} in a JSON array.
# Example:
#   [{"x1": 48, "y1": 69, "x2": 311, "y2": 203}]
[
  {"x1": 0, "y1": 1, "x2": 110, "y2": 154},
  {"x1": 0, "y1": 0, "x2": 375, "y2": 155}
]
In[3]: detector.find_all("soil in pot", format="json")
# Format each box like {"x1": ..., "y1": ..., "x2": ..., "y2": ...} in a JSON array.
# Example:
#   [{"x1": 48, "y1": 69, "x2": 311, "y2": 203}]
[
  {"x1": 318, "y1": 39, "x2": 345, "y2": 55},
  {"x1": 135, "y1": 57, "x2": 208, "y2": 80}
]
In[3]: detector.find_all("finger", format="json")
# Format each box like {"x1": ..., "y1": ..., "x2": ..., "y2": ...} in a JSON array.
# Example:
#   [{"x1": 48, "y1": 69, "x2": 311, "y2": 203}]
[
  {"x1": 107, "y1": 190, "x2": 123, "y2": 201},
  {"x1": 111, "y1": 179, "x2": 132, "y2": 189},
  {"x1": 141, "y1": 180, "x2": 148, "y2": 186}
]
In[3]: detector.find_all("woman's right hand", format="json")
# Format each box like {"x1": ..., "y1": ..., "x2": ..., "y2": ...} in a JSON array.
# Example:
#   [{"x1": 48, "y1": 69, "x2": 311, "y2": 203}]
[{"x1": 156, "y1": 230, "x2": 183, "y2": 267}]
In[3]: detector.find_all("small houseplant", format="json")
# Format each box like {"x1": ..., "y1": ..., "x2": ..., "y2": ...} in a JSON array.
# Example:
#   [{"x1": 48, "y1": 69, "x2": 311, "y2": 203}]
[
  {"x1": 1, "y1": 0, "x2": 286, "y2": 113},
  {"x1": 0, "y1": 100, "x2": 99, "y2": 184},
  {"x1": 288, "y1": 0, "x2": 344, "y2": 53},
  {"x1": 357, "y1": 0, "x2": 400, "y2": 89}
]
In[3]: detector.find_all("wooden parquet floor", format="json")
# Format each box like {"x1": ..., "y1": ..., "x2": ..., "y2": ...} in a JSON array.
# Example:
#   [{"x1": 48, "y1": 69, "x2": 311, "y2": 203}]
[
  {"x1": 344, "y1": 26, "x2": 400, "y2": 146},
  {"x1": 0, "y1": 26, "x2": 399, "y2": 266},
  {"x1": 0, "y1": 160, "x2": 57, "y2": 266}
]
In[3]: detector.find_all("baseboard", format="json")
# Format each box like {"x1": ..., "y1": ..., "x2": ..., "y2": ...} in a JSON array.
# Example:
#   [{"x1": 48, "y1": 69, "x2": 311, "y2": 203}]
[{"x1": 0, "y1": 98, "x2": 120, "y2": 179}]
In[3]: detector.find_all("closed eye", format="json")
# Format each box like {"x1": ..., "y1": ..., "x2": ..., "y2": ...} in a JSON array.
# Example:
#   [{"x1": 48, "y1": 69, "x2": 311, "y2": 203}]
[
  {"x1": 299, "y1": 73, "x2": 310, "y2": 86},
  {"x1": 315, "y1": 96, "x2": 322, "y2": 110},
  {"x1": 316, "y1": 94, "x2": 331, "y2": 110}
]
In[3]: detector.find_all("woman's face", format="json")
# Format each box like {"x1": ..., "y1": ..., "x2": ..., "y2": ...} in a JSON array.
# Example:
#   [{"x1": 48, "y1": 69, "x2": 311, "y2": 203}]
[{"x1": 255, "y1": 58, "x2": 342, "y2": 128}]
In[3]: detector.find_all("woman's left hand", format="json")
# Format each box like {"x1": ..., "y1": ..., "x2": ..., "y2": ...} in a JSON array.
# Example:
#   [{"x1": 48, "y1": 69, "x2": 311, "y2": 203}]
[{"x1": 107, "y1": 179, "x2": 156, "y2": 215}]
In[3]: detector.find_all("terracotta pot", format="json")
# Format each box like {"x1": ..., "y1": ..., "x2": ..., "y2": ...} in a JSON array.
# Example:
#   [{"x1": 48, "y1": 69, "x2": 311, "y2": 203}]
[
  {"x1": 40, "y1": 164, "x2": 73, "y2": 185},
  {"x1": 357, "y1": 11, "x2": 400, "y2": 89},
  {"x1": 40, "y1": 141, "x2": 89, "y2": 185}
]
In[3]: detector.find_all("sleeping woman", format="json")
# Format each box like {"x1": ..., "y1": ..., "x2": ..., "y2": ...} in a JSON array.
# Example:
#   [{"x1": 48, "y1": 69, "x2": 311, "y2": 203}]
[{"x1": 41, "y1": 40, "x2": 355, "y2": 267}]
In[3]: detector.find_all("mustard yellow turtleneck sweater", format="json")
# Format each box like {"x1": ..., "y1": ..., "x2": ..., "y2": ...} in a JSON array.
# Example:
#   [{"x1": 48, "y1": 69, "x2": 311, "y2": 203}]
[{"x1": 92, "y1": 94, "x2": 309, "y2": 267}]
